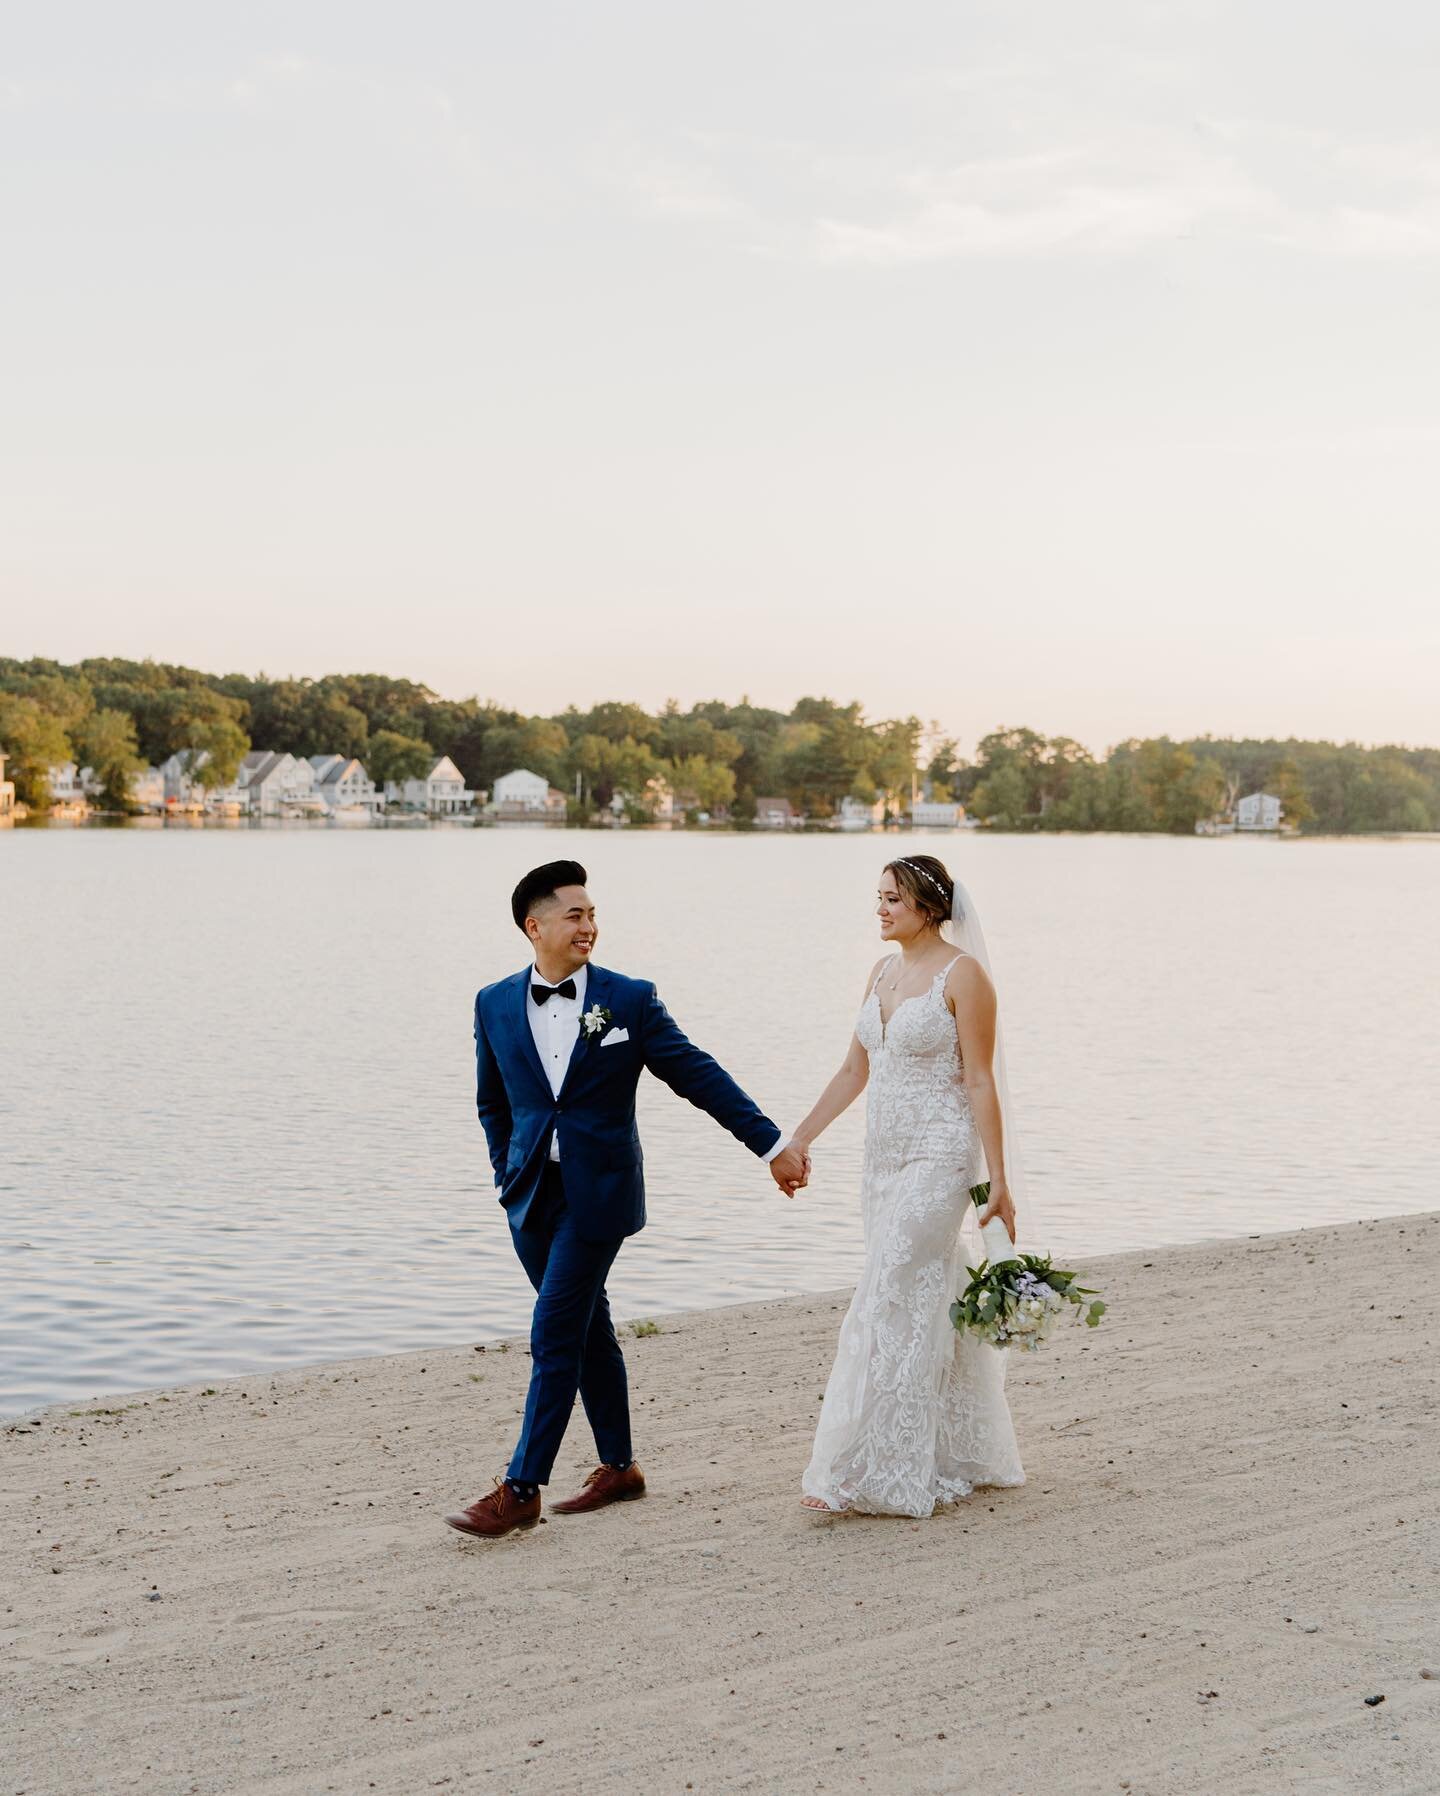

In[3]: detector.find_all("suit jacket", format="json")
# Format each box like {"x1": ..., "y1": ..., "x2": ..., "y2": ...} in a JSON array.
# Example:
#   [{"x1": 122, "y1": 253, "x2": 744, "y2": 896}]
[{"x1": 473, "y1": 963, "x2": 781, "y2": 1239}]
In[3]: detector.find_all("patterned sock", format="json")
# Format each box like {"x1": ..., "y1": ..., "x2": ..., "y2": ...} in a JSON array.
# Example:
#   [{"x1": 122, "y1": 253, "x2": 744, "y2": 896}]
[{"x1": 507, "y1": 1479, "x2": 539, "y2": 1501}]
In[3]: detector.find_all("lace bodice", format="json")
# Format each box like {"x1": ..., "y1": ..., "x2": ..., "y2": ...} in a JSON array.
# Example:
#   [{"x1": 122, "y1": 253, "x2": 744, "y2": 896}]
[{"x1": 856, "y1": 958, "x2": 975, "y2": 1178}]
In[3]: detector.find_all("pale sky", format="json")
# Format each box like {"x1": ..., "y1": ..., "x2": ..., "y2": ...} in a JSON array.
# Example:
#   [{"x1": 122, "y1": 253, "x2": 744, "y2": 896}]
[{"x1": 3, "y1": 1, "x2": 1438, "y2": 753}]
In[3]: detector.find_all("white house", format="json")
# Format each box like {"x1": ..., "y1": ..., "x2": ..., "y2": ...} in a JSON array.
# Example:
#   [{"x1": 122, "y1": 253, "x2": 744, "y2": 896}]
[
  {"x1": 233, "y1": 750, "x2": 318, "y2": 815},
  {"x1": 386, "y1": 755, "x2": 473, "y2": 815},
  {"x1": 910, "y1": 799, "x2": 964, "y2": 828},
  {"x1": 838, "y1": 794, "x2": 885, "y2": 829},
  {"x1": 489, "y1": 767, "x2": 567, "y2": 820},
  {"x1": 0, "y1": 750, "x2": 14, "y2": 818},
  {"x1": 309, "y1": 754, "x2": 380, "y2": 814},
  {"x1": 47, "y1": 761, "x2": 83, "y2": 801},
  {"x1": 1236, "y1": 791, "x2": 1283, "y2": 832},
  {"x1": 236, "y1": 749, "x2": 282, "y2": 814},
  {"x1": 45, "y1": 762, "x2": 91, "y2": 811},
  {"x1": 160, "y1": 749, "x2": 212, "y2": 807},
  {"x1": 493, "y1": 767, "x2": 548, "y2": 808}
]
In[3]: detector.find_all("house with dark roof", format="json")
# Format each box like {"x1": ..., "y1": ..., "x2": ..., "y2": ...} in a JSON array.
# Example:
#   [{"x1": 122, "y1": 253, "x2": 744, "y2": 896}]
[
  {"x1": 240, "y1": 751, "x2": 325, "y2": 816},
  {"x1": 309, "y1": 755, "x2": 380, "y2": 814}
]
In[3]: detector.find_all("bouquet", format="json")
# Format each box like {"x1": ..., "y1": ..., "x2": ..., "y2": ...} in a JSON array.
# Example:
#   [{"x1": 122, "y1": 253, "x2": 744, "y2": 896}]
[{"x1": 949, "y1": 1182, "x2": 1106, "y2": 1352}]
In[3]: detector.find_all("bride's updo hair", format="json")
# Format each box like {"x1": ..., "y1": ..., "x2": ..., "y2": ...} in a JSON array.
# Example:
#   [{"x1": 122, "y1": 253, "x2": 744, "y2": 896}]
[{"x1": 884, "y1": 855, "x2": 954, "y2": 932}]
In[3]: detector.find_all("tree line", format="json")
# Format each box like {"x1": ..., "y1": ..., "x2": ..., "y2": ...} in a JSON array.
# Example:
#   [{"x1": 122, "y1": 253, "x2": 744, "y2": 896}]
[{"x1": 1, "y1": 657, "x2": 1436, "y2": 833}]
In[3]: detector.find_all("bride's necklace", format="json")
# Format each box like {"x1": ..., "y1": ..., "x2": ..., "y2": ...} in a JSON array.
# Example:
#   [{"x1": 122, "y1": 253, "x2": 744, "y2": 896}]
[{"x1": 882, "y1": 951, "x2": 949, "y2": 1000}]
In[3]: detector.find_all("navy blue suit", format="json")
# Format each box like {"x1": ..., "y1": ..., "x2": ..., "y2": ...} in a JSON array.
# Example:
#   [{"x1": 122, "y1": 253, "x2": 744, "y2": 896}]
[{"x1": 473, "y1": 964, "x2": 781, "y2": 1484}]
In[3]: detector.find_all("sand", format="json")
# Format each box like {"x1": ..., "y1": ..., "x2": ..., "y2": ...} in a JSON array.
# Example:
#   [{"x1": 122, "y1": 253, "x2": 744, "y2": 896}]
[{"x1": 4, "y1": 1214, "x2": 1439, "y2": 1796}]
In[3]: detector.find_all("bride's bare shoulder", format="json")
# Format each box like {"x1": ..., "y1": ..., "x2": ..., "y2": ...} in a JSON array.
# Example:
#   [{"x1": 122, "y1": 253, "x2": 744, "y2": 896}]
[{"x1": 944, "y1": 952, "x2": 995, "y2": 1006}]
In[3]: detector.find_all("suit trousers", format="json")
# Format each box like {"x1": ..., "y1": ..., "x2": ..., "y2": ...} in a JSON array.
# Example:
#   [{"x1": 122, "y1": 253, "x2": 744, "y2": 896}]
[{"x1": 506, "y1": 1164, "x2": 632, "y2": 1485}]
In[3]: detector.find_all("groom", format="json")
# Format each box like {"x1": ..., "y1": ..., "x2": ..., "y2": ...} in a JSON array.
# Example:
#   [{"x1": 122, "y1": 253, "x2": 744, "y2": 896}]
[{"x1": 444, "y1": 859, "x2": 809, "y2": 1539}]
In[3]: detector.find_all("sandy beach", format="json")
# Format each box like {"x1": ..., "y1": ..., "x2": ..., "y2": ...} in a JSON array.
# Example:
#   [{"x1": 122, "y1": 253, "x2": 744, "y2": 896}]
[{"x1": 4, "y1": 1213, "x2": 1438, "y2": 1795}]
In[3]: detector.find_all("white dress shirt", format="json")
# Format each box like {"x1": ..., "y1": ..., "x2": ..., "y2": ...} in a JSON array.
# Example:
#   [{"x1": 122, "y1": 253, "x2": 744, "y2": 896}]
[
  {"x1": 528, "y1": 962, "x2": 588, "y2": 1161},
  {"x1": 526, "y1": 962, "x2": 789, "y2": 1166}
]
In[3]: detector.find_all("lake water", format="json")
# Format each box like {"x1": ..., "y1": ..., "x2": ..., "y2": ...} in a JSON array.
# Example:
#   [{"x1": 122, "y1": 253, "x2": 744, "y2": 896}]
[{"x1": 2, "y1": 826, "x2": 1436, "y2": 1417}]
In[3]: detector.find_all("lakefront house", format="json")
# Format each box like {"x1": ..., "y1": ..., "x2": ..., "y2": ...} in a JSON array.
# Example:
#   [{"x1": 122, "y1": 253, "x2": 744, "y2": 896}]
[
  {"x1": 910, "y1": 798, "x2": 965, "y2": 828},
  {"x1": 0, "y1": 750, "x2": 14, "y2": 820},
  {"x1": 237, "y1": 750, "x2": 326, "y2": 816},
  {"x1": 308, "y1": 755, "x2": 381, "y2": 814},
  {"x1": 385, "y1": 755, "x2": 474, "y2": 815},
  {"x1": 158, "y1": 746, "x2": 389, "y2": 816},
  {"x1": 488, "y1": 767, "x2": 568, "y2": 820},
  {"x1": 44, "y1": 762, "x2": 92, "y2": 814},
  {"x1": 837, "y1": 794, "x2": 885, "y2": 829},
  {"x1": 159, "y1": 750, "x2": 212, "y2": 808},
  {"x1": 1236, "y1": 792, "x2": 1284, "y2": 832}
]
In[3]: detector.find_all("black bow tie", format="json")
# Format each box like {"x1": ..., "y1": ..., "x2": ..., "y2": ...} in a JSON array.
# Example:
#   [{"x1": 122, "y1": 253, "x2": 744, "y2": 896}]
[{"x1": 531, "y1": 978, "x2": 577, "y2": 1005}]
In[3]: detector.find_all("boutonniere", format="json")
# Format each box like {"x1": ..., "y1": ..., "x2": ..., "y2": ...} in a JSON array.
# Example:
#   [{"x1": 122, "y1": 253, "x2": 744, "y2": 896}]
[{"x1": 580, "y1": 1004, "x2": 613, "y2": 1040}]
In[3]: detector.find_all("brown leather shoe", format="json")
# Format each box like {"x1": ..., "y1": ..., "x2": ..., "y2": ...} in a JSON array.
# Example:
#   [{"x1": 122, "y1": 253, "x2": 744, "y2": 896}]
[
  {"x1": 551, "y1": 1462, "x2": 646, "y2": 1515},
  {"x1": 443, "y1": 1478, "x2": 541, "y2": 1538}
]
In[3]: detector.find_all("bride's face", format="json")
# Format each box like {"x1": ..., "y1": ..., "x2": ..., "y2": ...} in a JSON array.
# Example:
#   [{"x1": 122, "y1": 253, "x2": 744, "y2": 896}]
[{"x1": 876, "y1": 873, "x2": 924, "y2": 945}]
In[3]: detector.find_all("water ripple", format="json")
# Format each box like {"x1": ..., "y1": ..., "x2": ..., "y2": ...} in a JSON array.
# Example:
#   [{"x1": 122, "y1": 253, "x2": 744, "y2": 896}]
[{"x1": 2, "y1": 829, "x2": 1437, "y2": 1415}]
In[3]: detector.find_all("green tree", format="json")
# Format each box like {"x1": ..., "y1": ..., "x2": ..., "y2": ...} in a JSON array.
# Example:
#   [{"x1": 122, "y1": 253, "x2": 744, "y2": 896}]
[
  {"x1": 971, "y1": 762, "x2": 1028, "y2": 827},
  {"x1": 0, "y1": 693, "x2": 73, "y2": 809},
  {"x1": 1126, "y1": 739, "x2": 1229, "y2": 833},
  {"x1": 419, "y1": 695, "x2": 481, "y2": 756},
  {"x1": 871, "y1": 716, "x2": 922, "y2": 812},
  {"x1": 574, "y1": 732, "x2": 662, "y2": 808},
  {"x1": 970, "y1": 727, "x2": 1050, "y2": 826},
  {"x1": 76, "y1": 707, "x2": 144, "y2": 809},
  {"x1": 1041, "y1": 759, "x2": 1110, "y2": 830},
  {"x1": 654, "y1": 705, "x2": 745, "y2": 770},
  {"x1": 568, "y1": 701, "x2": 659, "y2": 746},
  {"x1": 456, "y1": 716, "x2": 570, "y2": 794},
  {"x1": 1267, "y1": 756, "x2": 1313, "y2": 830},
  {"x1": 667, "y1": 754, "x2": 737, "y2": 815},
  {"x1": 368, "y1": 730, "x2": 436, "y2": 788}
]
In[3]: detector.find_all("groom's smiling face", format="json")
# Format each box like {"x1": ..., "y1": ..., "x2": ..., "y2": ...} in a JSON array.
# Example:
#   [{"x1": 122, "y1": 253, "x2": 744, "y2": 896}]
[{"x1": 527, "y1": 885, "x2": 597, "y2": 975}]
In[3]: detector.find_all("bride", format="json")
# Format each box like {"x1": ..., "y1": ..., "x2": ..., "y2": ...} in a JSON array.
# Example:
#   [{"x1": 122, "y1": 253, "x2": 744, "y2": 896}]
[{"x1": 793, "y1": 855, "x2": 1029, "y2": 1516}]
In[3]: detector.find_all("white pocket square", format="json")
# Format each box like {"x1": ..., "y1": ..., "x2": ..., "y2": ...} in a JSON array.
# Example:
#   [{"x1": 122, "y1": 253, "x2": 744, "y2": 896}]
[{"x1": 599, "y1": 1026, "x2": 630, "y2": 1047}]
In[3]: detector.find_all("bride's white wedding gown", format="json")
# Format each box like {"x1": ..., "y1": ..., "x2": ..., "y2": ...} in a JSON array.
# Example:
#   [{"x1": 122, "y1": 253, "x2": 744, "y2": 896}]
[{"x1": 802, "y1": 957, "x2": 1025, "y2": 1516}]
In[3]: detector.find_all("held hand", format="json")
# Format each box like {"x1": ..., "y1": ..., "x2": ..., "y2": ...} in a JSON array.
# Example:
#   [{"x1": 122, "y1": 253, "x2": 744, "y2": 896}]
[
  {"x1": 977, "y1": 1184, "x2": 1017, "y2": 1243},
  {"x1": 770, "y1": 1142, "x2": 811, "y2": 1198}
]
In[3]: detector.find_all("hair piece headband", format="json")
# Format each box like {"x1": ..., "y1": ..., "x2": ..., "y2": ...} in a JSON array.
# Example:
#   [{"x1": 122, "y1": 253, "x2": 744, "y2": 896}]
[{"x1": 892, "y1": 858, "x2": 950, "y2": 900}]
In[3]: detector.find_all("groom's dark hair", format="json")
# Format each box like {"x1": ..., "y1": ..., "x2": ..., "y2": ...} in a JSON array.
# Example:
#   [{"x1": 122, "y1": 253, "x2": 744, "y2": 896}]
[{"x1": 511, "y1": 860, "x2": 589, "y2": 934}]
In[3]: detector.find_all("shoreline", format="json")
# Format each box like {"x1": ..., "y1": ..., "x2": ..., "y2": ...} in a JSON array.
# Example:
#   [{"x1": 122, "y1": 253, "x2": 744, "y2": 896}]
[
  {"x1": 5, "y1": 1213, "x2": 1439, "y2": 1793},
  {"x1": 8, "y1": 813, "x2": 1440, "y2": 842},
  {"x1": 5, "y1": 1209, "x2": 1427, "y2": 1430}
]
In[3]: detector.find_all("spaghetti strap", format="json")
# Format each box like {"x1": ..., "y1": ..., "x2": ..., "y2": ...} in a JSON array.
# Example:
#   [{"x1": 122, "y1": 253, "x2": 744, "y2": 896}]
[{"x1": 934, "y1": 954, "x2": 965, "y2": 983}]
